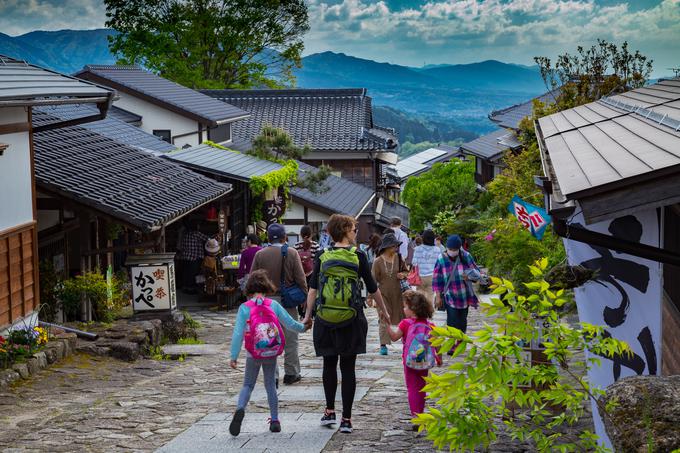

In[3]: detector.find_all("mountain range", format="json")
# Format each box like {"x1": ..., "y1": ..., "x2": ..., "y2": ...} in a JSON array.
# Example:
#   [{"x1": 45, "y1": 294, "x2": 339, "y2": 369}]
[{"x1": 0, "y1": 29, "x2": 549, "y2": 143}]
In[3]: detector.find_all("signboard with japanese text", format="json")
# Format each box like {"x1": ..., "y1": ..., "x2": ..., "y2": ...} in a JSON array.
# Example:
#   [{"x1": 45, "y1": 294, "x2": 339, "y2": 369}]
[
  {"x1": 263, "y1": 189, "x2": 286, "y2": 225},
  {"x1": 507, "y1": 195, "x2": 551, "y2": 240},
  {"x1": 131, "y1": 263, "x2": 176, "y2": 311},
  {"x1": 564, "y1": 207, "x2": 661, "y2": 449}
]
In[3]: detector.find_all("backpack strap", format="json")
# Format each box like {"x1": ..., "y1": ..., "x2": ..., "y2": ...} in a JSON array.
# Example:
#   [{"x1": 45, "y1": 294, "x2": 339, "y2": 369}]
[{"x1": 280, "y1": 244, "x2": 288, "y2": 291}]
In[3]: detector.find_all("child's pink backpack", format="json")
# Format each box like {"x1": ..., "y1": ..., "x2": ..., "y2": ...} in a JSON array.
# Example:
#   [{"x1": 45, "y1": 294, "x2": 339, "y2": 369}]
[
  {"x1": 244, "y1": 298, "x2": 285, "y2": 359},
  {"x1": 403, "y1": 320, "x2": 438, "y2": 370}
]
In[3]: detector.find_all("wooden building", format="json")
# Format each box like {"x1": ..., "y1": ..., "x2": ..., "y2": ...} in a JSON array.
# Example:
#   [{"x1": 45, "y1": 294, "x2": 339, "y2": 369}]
[
  {"x1": 459, "y1": 129, "x2": 521, "y2": 186},
  {"x1": 165, "y1": 144, "x2": 377, "y2": 243},
  {"x1": 0, "y1": 55, "x2": 116, "y2": 331},
  {"x1": 201, "y1": 88, "x2": 409, "y2": 234},
  {"x1": 536, "y1": 78, "x2": 680, "y2": 379},
  {"x1": 75, "y1": 65, "x2": 249, "y2": 148}
]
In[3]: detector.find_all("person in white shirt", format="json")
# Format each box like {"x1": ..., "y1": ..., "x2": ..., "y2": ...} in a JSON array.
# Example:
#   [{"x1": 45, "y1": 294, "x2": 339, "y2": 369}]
[{"x1": 390, "y1": 217, "x2": 409, "y2": 261}]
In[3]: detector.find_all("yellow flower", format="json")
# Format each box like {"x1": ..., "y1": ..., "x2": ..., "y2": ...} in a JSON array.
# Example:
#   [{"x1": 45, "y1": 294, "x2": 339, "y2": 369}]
[{"x1": 34, "y1": 327, "x2": 48, "y2": 345}]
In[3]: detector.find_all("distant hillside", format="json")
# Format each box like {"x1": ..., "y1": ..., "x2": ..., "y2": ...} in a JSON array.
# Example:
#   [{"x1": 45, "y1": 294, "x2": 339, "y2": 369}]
[
  {"x1": 373, "y1": 105, "x2": 477, "y2": 144},
  {"x1": 0, "y1": 29, "x2": 547, "y2": 137},
  {"x1": 0, "y1": 29, "x2": 116, "y2": 74},
  {"x1": 420, "y1": 60, "x2": 544, "y2": 92}
]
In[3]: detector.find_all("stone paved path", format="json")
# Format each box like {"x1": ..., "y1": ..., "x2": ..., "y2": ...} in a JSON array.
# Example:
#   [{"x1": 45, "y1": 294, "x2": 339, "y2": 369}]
[{"x1": 0, "y1": 294, "x2": 550, "y2": 452}]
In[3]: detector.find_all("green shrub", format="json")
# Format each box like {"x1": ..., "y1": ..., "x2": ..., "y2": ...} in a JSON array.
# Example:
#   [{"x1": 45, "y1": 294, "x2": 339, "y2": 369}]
[
  {"x1": 415, "y1": 258, "x2": 629, "y2": 452},
  {"x1": 472, "y1": 217, "x2": 565, "y2": 292},
  {"x1": 60, "y1": 272, "x2": 130, "y2": 322}
]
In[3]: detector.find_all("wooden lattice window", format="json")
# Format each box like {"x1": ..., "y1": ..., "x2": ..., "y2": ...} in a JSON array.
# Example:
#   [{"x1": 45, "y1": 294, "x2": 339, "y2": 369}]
[{"x1": 0, "y1": 223, "x2": 37, "y2": 328}]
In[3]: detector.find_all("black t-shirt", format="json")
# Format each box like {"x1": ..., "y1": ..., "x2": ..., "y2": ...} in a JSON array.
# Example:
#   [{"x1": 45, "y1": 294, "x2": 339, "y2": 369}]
[{"x1": 309, "y1": 246, "x2": 378, "y2": 293}]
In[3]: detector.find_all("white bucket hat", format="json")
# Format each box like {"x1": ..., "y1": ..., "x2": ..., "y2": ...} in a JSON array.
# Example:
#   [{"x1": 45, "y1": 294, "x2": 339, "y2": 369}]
[{"x1": 204, "y1": 238, "x2": 220, "y2": 254}]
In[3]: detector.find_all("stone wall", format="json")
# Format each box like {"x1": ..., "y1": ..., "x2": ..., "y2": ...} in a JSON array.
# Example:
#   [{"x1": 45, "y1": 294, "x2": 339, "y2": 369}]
[
  {"x1": 0, "y1": 331, "x2": 77, "y2": 390},
  {"x1": 603, "y1": 375, "x2": 680, "y2": 453}
]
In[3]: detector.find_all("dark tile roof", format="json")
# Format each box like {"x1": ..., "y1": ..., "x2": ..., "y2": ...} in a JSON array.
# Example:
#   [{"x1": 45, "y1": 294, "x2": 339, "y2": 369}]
[
  {"x1": 291, "y1": 161, "x2": 375, "y2": 216},
  {"x1": 108, "y1": 106, "x2": 142, "y2": 125},
  {"x1": 32, "y1": 109, "x2": 231, "y2": 231},
  {"x1": 537, "y1": 78, "x2": 680, "y2": 199},
  {"x1": 33, "y1": 104, "x2": 176, "y2": 155},
  {"x1": 75, "y1": 65, "x2": 249, "y2": 126},
  {"x1": 395, "y1": 144, "x2": 465, "y2": 180},
  {"x1": 460, "y1": 129, "x2": 520, "y2": 161},
  {"x1": 0, "y1": 54, "x2": 115, "y2": 106},
  {"x1": 165, "y1": 144, "x2": 375, "y2": 216},
  {"x1": 489, "y1": 88, "x2": 561, "y2": 130},
  {"x1": 201, "y1": 88, "x2": 398, "y2": 152}
]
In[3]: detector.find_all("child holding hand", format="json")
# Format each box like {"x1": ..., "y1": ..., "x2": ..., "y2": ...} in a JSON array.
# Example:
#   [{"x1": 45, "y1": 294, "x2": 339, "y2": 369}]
[
  {"x1": 388, "y1": 290, "x2": 441, "y2": 424},
  {"x1": 229, "y1": 270, "x2": 307, "y2": 436}
]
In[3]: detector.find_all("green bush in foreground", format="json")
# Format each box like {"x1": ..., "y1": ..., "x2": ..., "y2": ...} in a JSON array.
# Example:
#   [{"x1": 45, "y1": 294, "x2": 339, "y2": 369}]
[{"x1": 415, "y1": 258, "x2": 630, "y2": 452}]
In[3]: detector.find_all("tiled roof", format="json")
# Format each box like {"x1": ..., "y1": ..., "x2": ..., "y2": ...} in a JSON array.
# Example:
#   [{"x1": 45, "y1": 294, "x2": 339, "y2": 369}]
[
  {"x1": 460, "y1": 129, "x2": 520, "y2": 160},
  {"x1": 165, "y1": 144, "x2": 375, "y2": 216},
  {"x1": 202, "y1": 88, "x2": 398, "y2": 152},
  {"x1": 32, "y1": 109, "x2": 231, "y2": 231},
  {"x1": 291, "y1": 161, "x2": 375, "y2": 216},
  {"x1": 75, "y1": 65, "x2": 249, "y2": 126},
  {"x1": 33, "y1": 104, "x2": 176, "y2": 155},
  {"x1": 0, "y1": 54, "x2": 115, "y2": 106},
  {"x1": 489, "y1": 88, "x2": 561, "y2": 130},
  {"x1": 108, "y1": 106, "x2": 142, "y2": 125},
  {"x1": 537, "y1": 78, "x2": 680, "y2": 199},
  {"x1": 395, "y1": 144, "x2": 464, "y2": 179},
  {"x1": 164, "y1": 144, "x2": 281, "y2": 182}
]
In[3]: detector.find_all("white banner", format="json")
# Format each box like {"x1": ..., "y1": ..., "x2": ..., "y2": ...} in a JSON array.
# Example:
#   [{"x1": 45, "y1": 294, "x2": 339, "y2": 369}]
[{"x1": 563, "y1": 208, "x2": 662, "y2": 448}]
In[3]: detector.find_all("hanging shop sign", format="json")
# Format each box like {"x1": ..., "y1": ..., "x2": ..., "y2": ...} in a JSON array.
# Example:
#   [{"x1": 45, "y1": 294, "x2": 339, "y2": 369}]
[{"x1": 507, "y1": 195, "x2": 551, "y2": 240}]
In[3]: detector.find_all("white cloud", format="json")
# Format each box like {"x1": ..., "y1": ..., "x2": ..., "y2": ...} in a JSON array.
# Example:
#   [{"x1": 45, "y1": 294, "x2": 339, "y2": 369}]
[
  {"x1": 305, "y1": 0, "x2": 680, "y2": 71},
  {"x1": 0, "y1": 0, "x2": 106, "y2": 36}
]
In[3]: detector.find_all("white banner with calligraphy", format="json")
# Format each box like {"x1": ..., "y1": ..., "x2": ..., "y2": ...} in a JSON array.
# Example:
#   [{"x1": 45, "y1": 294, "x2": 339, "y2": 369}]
[
  {"x1": 563, "y1": 207, "x2": 662, "y2": 448},
  {"x1": 131, "y1": 263, "x2": 177, "y2": 311}
]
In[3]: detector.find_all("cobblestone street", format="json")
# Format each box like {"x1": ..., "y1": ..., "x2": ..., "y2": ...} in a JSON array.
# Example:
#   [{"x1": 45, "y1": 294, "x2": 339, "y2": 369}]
[{"x1": 0, "y1": 295, "x2": 536, "y2": 452}]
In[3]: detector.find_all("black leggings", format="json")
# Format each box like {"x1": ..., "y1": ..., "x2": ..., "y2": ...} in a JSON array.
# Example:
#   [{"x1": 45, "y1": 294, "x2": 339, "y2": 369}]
[{"x1": 322, "y1": 354, "x2": 357, "y2": 419}]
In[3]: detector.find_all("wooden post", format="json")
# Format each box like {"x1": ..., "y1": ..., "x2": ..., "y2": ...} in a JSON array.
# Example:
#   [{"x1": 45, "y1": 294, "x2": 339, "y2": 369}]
[{"x1": 78, "y1": 211, "x2": 92, "y2": 321}]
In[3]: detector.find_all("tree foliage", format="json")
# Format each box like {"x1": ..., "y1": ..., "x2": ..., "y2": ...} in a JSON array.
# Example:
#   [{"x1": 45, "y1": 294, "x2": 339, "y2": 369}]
[
  {"x1": 249, "y1": 125, "x2": 330, "y2": 194},
  {"x1": 415, "y1": 259, "x2": 630, "y2": 452},
  {"x1": 402, "y1": 159, "x2": 478, "y2": 231},
  {"x1": 105, "y1": 0, "x2": 309, "y2": 89},
  {"x1": 535, "y1": 39, "x2": 653, "y2": 105}
]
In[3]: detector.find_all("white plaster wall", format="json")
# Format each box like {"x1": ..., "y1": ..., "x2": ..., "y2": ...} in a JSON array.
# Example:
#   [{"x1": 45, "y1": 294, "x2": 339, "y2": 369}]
[
  {"x1": 308, "y1": 208, "x2": 329, "y2": 223},
  {"x1": 284, "y1": 201, "x2": 305, "y2": 220},
  {"x1": 112, "y1": 93, "x2": 200, "y2": 148},
  {"x1": 0, "y1": 107, "x2": 33, "y2": 232}
]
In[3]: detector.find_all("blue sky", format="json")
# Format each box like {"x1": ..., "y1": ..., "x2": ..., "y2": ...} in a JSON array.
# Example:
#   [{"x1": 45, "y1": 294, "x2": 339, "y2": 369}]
[{"x1": 1, "y1": 0, "x2": 678, "y2": 75}]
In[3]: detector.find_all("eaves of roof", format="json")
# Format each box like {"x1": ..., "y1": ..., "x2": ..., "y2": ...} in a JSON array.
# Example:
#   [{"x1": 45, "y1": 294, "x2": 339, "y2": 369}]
[{"x1": 75, "y1": 66, "x2": 249, "y2": 127}]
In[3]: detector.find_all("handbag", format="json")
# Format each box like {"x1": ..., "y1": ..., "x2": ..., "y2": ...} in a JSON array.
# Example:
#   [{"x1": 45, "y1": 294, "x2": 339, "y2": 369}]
[
  {"x1": 407, "y1": 265, "x2": 422, "y2": 286},
  {"x1": 280, "y1": 245, "x2": 307, "y2": 308}
]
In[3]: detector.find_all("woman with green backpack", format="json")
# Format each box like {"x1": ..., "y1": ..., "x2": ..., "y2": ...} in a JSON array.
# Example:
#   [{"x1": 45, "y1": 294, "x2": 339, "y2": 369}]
[{"x1": 301, "y1": 214, "x2": 390, "y2": 434}]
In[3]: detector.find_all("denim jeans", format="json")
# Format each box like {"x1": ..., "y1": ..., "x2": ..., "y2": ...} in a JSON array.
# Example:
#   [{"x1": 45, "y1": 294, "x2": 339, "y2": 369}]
[{"x1": 236, "y1": 356, "x2": 278, "y2": 419}]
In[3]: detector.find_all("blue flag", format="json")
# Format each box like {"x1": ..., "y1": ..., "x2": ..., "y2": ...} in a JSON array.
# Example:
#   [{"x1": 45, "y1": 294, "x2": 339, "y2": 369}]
[{"x1": 507, "y1": 195, "x2": 551, "y2": 240}]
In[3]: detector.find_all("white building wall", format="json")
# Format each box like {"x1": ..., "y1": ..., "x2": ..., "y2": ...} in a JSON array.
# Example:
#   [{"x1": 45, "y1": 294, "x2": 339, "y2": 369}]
[
  {"x1": 112, "y1": 93, "x2": 201, "y2": 148},
  {"x1": 0, "y1": 107, "x2": 33, "y2": 232}
]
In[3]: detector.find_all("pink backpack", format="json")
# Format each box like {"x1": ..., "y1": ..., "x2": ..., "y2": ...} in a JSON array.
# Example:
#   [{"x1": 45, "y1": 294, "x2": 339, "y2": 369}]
[
  {"x1": 403, "y1": 320, "x2": 437, "y2": 370},
  {"x1": 244, "y1": 298, "x2": 286, "y2": 359}
]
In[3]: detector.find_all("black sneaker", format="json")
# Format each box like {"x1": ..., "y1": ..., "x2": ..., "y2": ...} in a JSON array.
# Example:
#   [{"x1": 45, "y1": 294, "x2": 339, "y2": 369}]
[
  {"x1": 339, "y1": 418, "x2": 353, "y2": 433},
  {"x1": 275, "y1": 378, "x2": 279, "y2": 389},
  {"x1": 283, "y1": 374, "x2": 302, "y2": 385},
  {"x1": 269, "y1": 419, "x2": 281, "y2": 433},
  {"x1": 320, "y1": 410, "x2": 336, "y2": 427},
  {"x1": 229, "y1": 408, "x2": 245, "y2": 436}
]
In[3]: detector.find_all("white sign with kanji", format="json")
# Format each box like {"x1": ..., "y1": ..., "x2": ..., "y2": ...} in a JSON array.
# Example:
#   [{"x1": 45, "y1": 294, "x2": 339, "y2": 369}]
[{"x1": 131, "y1": 264, "x2": 177, "y2": 311}]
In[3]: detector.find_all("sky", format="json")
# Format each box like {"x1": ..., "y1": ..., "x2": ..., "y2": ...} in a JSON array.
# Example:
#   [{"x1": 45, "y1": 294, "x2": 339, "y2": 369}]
[{"x1": 1, "y1": 0, "x2": 678, "y2": 75}]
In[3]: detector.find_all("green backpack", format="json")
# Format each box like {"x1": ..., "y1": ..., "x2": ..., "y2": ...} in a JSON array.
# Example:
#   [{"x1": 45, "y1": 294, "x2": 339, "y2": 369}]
[{"x1": 316, "y1": 247, "x2": 362, "y2": 326}]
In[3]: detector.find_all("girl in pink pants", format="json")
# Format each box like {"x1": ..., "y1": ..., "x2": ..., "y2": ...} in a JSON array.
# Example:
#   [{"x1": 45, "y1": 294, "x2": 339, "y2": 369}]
[{"x1": 388, "y1": 290, "x2": 441, "y2": 425}]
